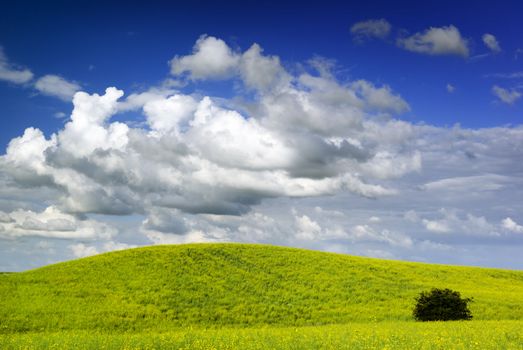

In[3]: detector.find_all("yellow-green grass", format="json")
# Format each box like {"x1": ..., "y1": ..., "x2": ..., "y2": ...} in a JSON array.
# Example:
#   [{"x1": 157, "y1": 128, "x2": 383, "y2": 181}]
[
  {"x1": 1, "y1": 243, "x2": 522, "y2": 334},
  {"x1": 1, "y1": 321, "x2": 522, "y2": 349}
]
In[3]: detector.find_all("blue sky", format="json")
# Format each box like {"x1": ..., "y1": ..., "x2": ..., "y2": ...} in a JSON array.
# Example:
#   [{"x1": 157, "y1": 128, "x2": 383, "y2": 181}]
[{"x1": 1, "y1": 0, "x2": 523, "y2": 270}]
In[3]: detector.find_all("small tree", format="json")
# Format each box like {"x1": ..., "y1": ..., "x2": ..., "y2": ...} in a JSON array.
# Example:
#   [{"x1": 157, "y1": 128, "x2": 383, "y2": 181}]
[{"x1": 413, "y1": 288, "x2": 473, "y2": 321}]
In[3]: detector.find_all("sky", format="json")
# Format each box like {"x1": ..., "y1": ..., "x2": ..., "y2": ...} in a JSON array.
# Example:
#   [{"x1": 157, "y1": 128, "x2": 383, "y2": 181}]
[{"x1": 1, "y1": 0, "x2": 523, "y2": 271}]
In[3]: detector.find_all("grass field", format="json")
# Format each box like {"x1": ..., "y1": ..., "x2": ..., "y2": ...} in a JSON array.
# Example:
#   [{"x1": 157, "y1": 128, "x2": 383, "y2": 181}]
[
  {"x1": 1, "y1": 243, "x2": 522, "y2": 348},
  {"x1": 1, "y1": 321, "x2": 522, "y2": 349}
]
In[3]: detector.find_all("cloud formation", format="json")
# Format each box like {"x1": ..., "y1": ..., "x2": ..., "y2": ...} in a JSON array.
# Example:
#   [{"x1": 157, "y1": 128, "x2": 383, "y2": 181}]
[
  {"x1": 0, "y1": 47, "x2": 80, "y2": 103},
  {"x1": 1, "y1": 37, "x2": 416, "y2": 222},
  {"x1": 70, "y1": 241, "x2": 136, "y2": 258},
  {"x1": 502, "y1": 217, "x2": 523, "y2": 233},
  {"x1": 0, "y1": 47, "x2": 33, "y2": 84},
  {"x1": 1, "y1": 35, "x2": 523, "y2": 270},
  {"x1": 350, "y1": 19, "x2": 391, "y2": 42},
  {"x1": 492, "y1": 85, "x2": 521, "y2": 104},
  {"x1": 170, "y1": 35, "x2": 240, "y2": 80},
  {"x1": 34, "y1": 75, "x2": 81, "y2": 101},
  {"x1": 482, "y1": 33, "x2": 501, "y2": 53},
  {"x1": 0, "y1": 206, "x2": 116, "y2": 239},
  {"x1": 397, "y1": 25, "x2": 469, "y2": 57}
]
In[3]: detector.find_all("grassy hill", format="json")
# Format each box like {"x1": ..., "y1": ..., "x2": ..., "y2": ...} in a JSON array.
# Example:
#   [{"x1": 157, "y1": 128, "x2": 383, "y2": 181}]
[{"x1": 1, "y1": 243, "x2": 522, "y2": 333}]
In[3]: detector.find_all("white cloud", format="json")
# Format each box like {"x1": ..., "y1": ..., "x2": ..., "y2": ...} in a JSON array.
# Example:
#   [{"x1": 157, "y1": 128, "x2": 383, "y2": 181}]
[
  {"x1": 295, "y1": 214, "x2": 322, "y2": 240},
  {"x1": 117, "y1": 86, "x2": 177, "y2": 112},
  {"x1": 369, "y1": 216, "x2": 381, "y2": 223},
  {"x1": 350, "y1": 225, "x2": 412, "y2": 247},
  {"x1": 421, "y1": 174, "x2": 510, "y2": 193},
  {"x1": 170, "y1": 36, "x2": 290, "y2": 92},
  {"x1": 360, "y1": 151, "x2": 421, "y2": 179},
  {"x1": 492, "y1": 85, "x2": 521, "y2": 104},
  {"x1": 144, "y1": 94, "x2": 198, "y2": 134},
  {"x1": 187, "y1": 96, "x2": 295, "y2": 170},
  {"x1": 501, "y1": 217, "x2": 523, "y2": 233},
  {"x1": 422, "y1": 218, "x2": 451, "y2": 233},
  {"x1": 482, "y1": 33, "x2": 501, "y2": 53},
  {"x1": 351, "y1": 80, "x2": 410, "y2": 114},
  {"x1": 34, "y1": 75, "x2": 81, "y2": 101},
  {"x1": 350, "y1": 19, "x2": 391, "y2": 41},
  {"x1": 3, "y1": 35, "x2": 523, "y2": 270},
  {"x1": 0, "y1": 48, "x2": 85, "y2": 102},
  {"x1": 59, "y1": 87, "x2": 128, "y2": 157},
  {"x1": 0, "y1": 206, "x2": 116, "y2": 239},
  {"x1": 420, "y1": 209, "x2": 498, "y2": 237},
  {"x1": 0, "y1": 211, "x2": 14, "y2": 223},
  {"x1": 0, "y1": 47, "x2": 33, "y2": 84},
  {"x1": 397, "y1": 25, "x2": 469, "y2": 57},
  {"x1": 170, "y1": 35, "x2": 240, "y2": 80},
  {"x1": 446, "y1": 83, "x2": 455, "y2": 93},
  {"x1": 69, "y1": 241, "x2": 137, "y2": 258},
  {"x1": 102, "y1": 241, "x2": 137, "y2": 251},
  {"x1": 239, "y1": 43, "x2": 290, "y2": 91},
  {"x1": 145, "y1": 229, "x2": 219, "y2": 245},
  {"x1": 70, "y1": 243, "x2": 99, "y2": 258},
  {"x1": 4, "y1": 127, "x2": 56, "y2": 171}
]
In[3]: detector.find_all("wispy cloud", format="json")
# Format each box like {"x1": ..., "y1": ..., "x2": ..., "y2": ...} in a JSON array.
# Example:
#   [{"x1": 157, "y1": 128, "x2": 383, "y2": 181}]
[
  {"x1": 492, "y1": 85, "x2": 521, "y2": 104},
  {"x1": 482, "y1": 33, "x2": 501, "y2": 53},
  {"x1": 485, "y1": 71, "x2": 523, "y2": 79},
  {"x1": 0, "y1": 47, "x2": 33, "y2": 84},
  {"x1": 350, "y1": 19, "x2": 391, "y2": 42}
]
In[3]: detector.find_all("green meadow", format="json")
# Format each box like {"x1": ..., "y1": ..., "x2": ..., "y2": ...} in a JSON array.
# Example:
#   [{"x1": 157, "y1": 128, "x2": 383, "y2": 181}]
[{"x1": 1, "y1": 243, "x2": 522, "y2": 348}]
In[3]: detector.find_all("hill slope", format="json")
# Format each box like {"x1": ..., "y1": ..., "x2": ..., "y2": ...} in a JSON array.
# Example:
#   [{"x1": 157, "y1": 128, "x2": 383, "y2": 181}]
[{"x1": 1, "y1": 243, "x2": 522, "y2": 332}]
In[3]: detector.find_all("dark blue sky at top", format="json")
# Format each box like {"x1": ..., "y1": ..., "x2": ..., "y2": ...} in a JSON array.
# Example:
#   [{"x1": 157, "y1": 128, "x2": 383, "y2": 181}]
[{"x1": 1, "y1": 0, "x2": 523, "y2": 150}]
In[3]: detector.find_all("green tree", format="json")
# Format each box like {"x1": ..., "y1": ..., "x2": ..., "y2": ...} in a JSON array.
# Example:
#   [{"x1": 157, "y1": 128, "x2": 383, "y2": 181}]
[{"x1": 413, "y1": 288, "x2": 473, "y2": 321}]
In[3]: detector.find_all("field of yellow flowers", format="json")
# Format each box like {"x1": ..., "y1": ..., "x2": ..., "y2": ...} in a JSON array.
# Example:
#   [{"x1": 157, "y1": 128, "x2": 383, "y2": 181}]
[
  {"x1": 2, "y1": 244, "x2": 523, "y2": 349},
  {"x1": 1, "y1": 321, "x2": 522, "y2": 349}
]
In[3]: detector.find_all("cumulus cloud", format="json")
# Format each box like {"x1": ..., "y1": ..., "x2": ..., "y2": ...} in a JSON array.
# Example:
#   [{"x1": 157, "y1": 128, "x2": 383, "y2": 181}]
[
  {"x1": 2, "y1": 35, "x2": 523, "y2": 270},
  {"x1": 170, "y1": 35, "x2": 240, "y2": 79},
  {"x1": 351, "y1": 80, "x2": 410, "y2": 114},
  {"x1": 0, "y1": 47, "x2": 33, "y2": 84},
  {"x1": 34, "y1": 74, "x2": 81, "y2": 101},
  {"x1": 482, "y1": 33, "x2": 501, "y2": 53},
  {"x1": 1, "y1": 37, "x2": 418, "y2": 221},
  {"x1": 170, "y1": 35, "x2": 290, "y2": 92},
  {"x1": 0, "y1": 206, "x2": 116, "y2": 239},
  {"x1": 70, "y1": 243, "x2": 99, "y2": 258},
  {"x1": 143, "y1": 94, "x2": 198, "y2": 133},
  {"x1": 239, "y1": 43, "x2": 290, "y2": 91},
  {"x1": 417, "y1": 209, "x2": 498, "y2": 237},
  {"x1": 501, "y1": 217, "x2": 523, "y2": 233},
  {"x1": 350, "y1": 19, "x2": 391, "y2": 42},
  {"x1": 0, "y1": 211, "x2": 14, "y2": 223},
  {"x1": 295, "y1": 213, "x2": 323, "y2": 240},
  {"x1": 397, "y1": 25, "x2": 469, "y2": 57},
  {"x1": 5, "y1": 37, "x2": 419, "y2": 215},
  {"x1": 492, "y1": 85, "x2": 521, "y2": 104}
]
